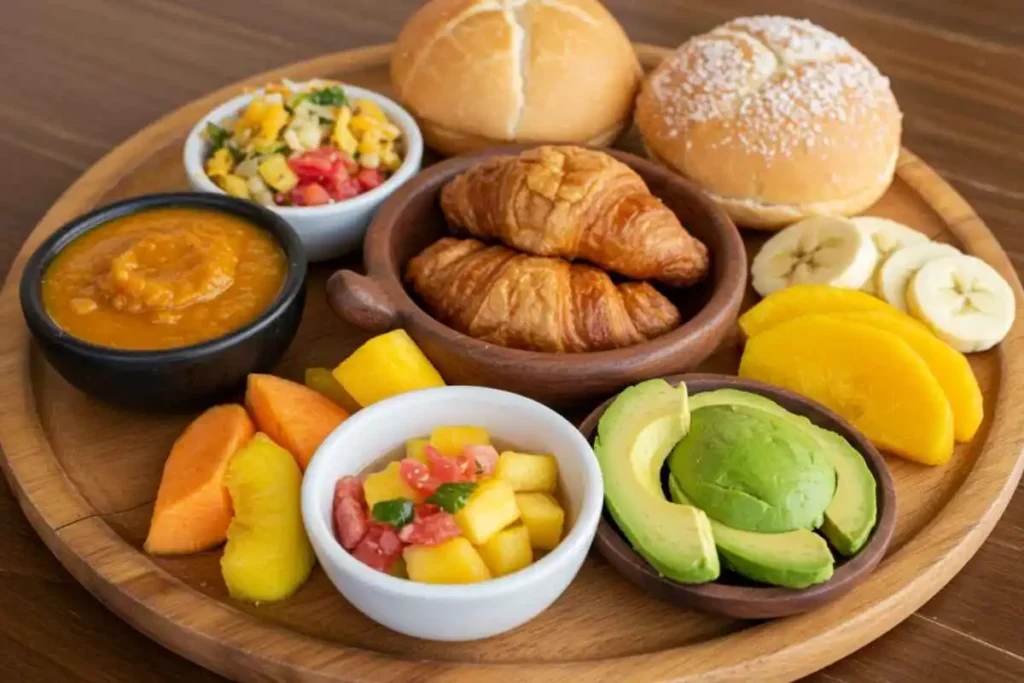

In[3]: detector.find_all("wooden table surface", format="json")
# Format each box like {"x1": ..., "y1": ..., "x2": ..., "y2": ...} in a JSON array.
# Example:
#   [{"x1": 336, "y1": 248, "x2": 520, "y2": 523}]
[{"x1": 1, "y1": 0, "x2": 1022, "y2": 681}]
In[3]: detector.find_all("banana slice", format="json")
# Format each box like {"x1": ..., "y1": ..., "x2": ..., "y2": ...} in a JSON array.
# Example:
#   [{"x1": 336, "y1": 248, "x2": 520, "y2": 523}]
[
  {"x1": 851, "y1": 217, "x2": 931, "y2": 295},
  {"x1": 907, "y1": 254, "x2": 1016, "y2": 353},
  {"x1": 876, "y1": 242, "x2": 961, "y2": 312},
  {"x1": 751, "y1": 216, "x2": 878, "y2": 297}
]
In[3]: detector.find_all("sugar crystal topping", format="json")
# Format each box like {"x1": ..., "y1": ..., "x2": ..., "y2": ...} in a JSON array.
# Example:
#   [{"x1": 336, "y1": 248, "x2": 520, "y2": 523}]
[{"x1": 649, "y1": 15, "x2": 896, "y2": 159}]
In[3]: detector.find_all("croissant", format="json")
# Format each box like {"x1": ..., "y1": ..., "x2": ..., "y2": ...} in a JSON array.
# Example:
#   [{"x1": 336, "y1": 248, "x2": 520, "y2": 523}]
[
  {"x1": 440, "y1": 145, "x2": 710, "y2": 287},
  {"x1": 405, "y1": 237, "x2": 681, "y2": 353}
]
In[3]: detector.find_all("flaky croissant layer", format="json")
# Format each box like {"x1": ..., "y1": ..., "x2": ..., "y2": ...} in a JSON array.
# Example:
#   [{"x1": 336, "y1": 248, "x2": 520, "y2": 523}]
[
  {"x1": 405, "y1": 238, "x2": 682, "y2": 353},
  {"x1": 440, "y1": 145, "x2": 710, "y2": 287}
]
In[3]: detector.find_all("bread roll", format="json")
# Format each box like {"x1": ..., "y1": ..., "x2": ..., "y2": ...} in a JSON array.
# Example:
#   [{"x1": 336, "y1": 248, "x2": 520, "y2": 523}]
[
  {"x1": 391, "y1": 0, "x2": 641, "y2": 156},
  {"x1": 636, "y1": 16, "x2": 902, "y2": 229}
]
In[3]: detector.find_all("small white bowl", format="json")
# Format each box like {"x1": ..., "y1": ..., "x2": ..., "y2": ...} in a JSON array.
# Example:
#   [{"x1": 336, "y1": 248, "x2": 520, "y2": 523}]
[
  {"x1": 301, "y1": 386, "x2": 603, "y2": 641},
  {"x1": 183, "y1": 82, "x2": 423, "y2": 262}
]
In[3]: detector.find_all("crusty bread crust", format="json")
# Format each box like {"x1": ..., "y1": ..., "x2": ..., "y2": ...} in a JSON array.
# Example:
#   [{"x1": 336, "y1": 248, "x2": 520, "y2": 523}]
[
  {"x1": 636, "y1": 16, "x2": 902, "y2": 229},
  {"x1": 391, "y1": 0, "x2": 641, "y2": 156}
]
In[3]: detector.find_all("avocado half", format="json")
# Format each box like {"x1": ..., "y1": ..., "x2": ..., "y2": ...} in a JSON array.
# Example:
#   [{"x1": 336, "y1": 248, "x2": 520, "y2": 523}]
[
  {"x1": 593, "y1": 379, "x2": 720, "y2": 583},
  {"x1": 689, "y1": 389, "x2": 878, "y2": 557}
]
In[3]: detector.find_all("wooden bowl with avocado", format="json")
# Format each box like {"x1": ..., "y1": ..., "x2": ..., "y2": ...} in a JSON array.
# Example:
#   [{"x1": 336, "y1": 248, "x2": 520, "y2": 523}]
[{"x1": 578, "y1": 373, "x2": 897, "y2": 620}]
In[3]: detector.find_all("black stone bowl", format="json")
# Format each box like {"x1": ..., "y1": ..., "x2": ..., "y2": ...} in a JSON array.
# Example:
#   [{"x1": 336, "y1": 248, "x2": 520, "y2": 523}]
[{"x1": 19, "y1": 192, "x2": 307, "y2": 412}]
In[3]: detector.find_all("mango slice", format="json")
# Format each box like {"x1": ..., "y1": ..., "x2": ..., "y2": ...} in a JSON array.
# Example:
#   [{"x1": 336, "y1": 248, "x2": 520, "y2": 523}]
[
  {"x1": 740, "y1": 284, "x2": 897, "y2": 338},
  {"x1": 333, "y1": 330, "x2": 446, "y2": 407},
  {"x1": 739, "y1": 317, "x2": 955, "y2": 465},
  {"x1": 403, "y1": 537, "x2": 490, "y2": 584},
  {"x1": 429, "y1": 425, "x2": 490, "y2": 457},
  {"x1": 221, "y1": 433, "x2": 315, "y2": 602},
  {"x1": 806, "y1": 312, "x2": 982, "y2": 443}
]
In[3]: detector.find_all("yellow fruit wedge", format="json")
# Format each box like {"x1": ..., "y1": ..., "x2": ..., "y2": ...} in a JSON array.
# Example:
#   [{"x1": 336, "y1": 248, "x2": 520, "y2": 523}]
[
  {"x1": 333, "y1": 330, "x2": 445, "y2": 407},
  {"x1": 806, "y1": 311, "x2": 982, "y2": 442},
  {"x1": 404, "y1": 538, "x2": 491, "y2": 584},
  {"x1": 740, "y1": 284, "x2": 896, "y2": 338},
  {"x1": 739, "y1": 317, "x2": 955, "y2": 465},
  {"x1": 221, "y1": 433, "x2": 315, "y2": 602}
]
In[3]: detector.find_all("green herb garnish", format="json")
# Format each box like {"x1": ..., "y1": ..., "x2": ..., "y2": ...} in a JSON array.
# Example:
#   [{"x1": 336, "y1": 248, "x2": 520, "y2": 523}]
[
  {"x1": 203, "y1": 122, "x2": 230, "y2": 150},
  {"x1": 426, "y1": 483, "x2": 477, "y2": 514},
  {"x1": 371, "y1": 498, "x2": 415, "y2": 529},
  {"x1": 308, "y1": 85, "x2": 346, "y2": 107}
]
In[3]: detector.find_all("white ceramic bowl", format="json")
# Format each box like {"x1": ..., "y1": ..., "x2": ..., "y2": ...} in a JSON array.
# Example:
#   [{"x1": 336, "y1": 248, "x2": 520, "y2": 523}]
[
  {"x1": 301, "y1": 386, "x2": 603, "y2": 641},
  {"x1": 183, "y1": 82, "x2": 423, "y2": 262}
]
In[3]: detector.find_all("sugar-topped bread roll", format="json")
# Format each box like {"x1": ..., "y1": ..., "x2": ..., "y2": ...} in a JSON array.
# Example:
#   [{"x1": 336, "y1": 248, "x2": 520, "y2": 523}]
[{"x1": 636, "y1": 16, "x2": 902, "y2": 229}]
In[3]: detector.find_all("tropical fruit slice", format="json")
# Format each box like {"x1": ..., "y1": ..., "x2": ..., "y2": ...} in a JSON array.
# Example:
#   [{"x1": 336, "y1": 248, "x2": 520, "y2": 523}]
[
  {"x1": 739, "y1": 284, "x2": 895, "y2": 338},
  {"x1": 145, "y1": 405, "x2": 255, "y2": 555},
  {"x1": 851, "y1": 216, "x2": 931, "y2": 295},
  {"x1": 809, "y1": 311, "x2": 983, "y2": 442},
  {"x1": 739, "y1": 317, "x2": 955, "y2": 465},
  {"x1": 333, "y1": 329, "x2": 445, "y2": 407},
  {"x1": 246, "y1": 374, "x2": 349, "y2": 470},
  {"x1": 221, "y1": 433, "x2": 315, "y2": 602}
]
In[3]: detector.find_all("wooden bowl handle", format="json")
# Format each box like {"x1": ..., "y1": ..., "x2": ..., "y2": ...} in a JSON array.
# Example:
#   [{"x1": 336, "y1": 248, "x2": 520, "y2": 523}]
[{"x1": 326, "y1": 270, "x2": 399, "y2": 334}]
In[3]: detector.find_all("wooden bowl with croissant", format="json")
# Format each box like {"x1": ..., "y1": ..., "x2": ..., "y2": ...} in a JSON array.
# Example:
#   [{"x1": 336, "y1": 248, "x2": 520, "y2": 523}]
[{"x1": 326, "y1": 145, "x2": 746, "y2": 406}]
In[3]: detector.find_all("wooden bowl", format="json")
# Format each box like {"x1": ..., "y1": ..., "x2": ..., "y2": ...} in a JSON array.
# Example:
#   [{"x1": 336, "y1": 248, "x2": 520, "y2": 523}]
[
  {"x1": 578, "y1": 373, "x2": 898, "y2": 619},
  {"x1": 326, "y1": 146, "x2": 747, "y2": 406}
]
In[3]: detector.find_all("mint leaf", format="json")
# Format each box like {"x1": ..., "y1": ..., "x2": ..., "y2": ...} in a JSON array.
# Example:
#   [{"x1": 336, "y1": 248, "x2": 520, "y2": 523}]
[
  {"x1": 371, "y1": 498, "x2": 414, "y2": 529},
  {"x1": 426, "y1": 483, "x2": 477, "y2": 514}
]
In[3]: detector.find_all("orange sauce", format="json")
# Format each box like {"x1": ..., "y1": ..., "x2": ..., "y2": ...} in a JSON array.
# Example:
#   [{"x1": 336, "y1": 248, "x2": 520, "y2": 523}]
[{"x1": 43, "y1": 207, "x2": 287, "y2": 350}]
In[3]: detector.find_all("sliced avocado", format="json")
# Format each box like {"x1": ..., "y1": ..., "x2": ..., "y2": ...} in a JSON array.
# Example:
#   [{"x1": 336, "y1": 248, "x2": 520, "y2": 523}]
[
  {"x1": 668, "y1": 405, "x2": 836, "y2": 533},
  {"x1": 690, "y1": 389, "x2": 877, "y2": 556},
  {"x1": 669, "y1": 477, "x2": 834, "y2": 589},
  {"x1": 594, "y1": 379, "x2": 719, "y2": 583}
]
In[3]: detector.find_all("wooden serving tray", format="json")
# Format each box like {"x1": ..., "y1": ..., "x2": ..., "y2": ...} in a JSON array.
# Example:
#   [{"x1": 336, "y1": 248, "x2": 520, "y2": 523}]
[{"x1": 1, "y1": 44, "x2": 1022, "y2": 683}]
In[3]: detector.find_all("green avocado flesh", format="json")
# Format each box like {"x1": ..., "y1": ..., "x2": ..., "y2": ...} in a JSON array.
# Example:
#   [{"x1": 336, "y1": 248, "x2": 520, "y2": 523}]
[
  {"x1": 594, "y1": 379, "x2": 720, "y2": 583},
  {"x1": 668, "y1": 405, "x2": 836, "y2": 533},
  {"x1": 668, "y1": 477, "x2": 834, "y2": 589},
  {"x1": 690, "y1": 389, "x2": 877, "y2": 556}
]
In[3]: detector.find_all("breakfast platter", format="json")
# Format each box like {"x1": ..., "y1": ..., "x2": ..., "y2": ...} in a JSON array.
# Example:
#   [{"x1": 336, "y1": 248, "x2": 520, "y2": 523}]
[{"x1": 1, "y1": 13, "x2": 1023, "y2": 683}]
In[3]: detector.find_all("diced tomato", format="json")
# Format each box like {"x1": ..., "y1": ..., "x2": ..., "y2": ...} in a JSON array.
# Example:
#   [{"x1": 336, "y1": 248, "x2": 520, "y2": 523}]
[
  {"x1": 414, "y1": 502, "x2": 441, "y2": 519},
  {"x1": 288, "y1": 153, "x2": 333, "y2": 181},
  {"x1": 327, "y1": 174, "x2": 362, "y2": 201},
  {"x1": 333, "y1": 495, "x2": 368, "y2": 550},
  {"x1": 352, "y1": 523, "x2": 403, "y2": 573},
  {"x1": 462, "y1": 444, "x2": 499, "y2": 477},
  {"x1": 399, "y1": 458, "x2": 441, "y2": 496},
  {"x1": 334, "y1": 475, "x2": 365, "y2": 506},
  {"x1": 290, "y1": 182, "x2": 332, "y2": 206},
  {"x1": 427, "y1": 448, "x2": 474, "y2": 484},
  {"x1": 356, "y1": 168, "x2": 385, "y2": 192},
  {"x1": 398, "y1": 511, "x2": 462, "y2": 546},
  {"x1": 340, "y1": 155, "x2": 360, "y2": 175}
]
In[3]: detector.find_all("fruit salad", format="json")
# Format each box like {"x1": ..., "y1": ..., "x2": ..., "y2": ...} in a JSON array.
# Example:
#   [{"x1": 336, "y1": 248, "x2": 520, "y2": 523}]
[
  {"x1": 202, "y1": 79, "x2": 404, "y2": 207},
  {"x1": 332, "y1": 426, "x2": 566, "y2": 583}
]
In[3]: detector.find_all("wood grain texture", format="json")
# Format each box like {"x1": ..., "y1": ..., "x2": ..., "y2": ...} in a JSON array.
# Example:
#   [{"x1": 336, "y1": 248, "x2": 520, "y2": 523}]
[{"x1": 0, "y1": 1, "x2": 1021, "y2": 681}]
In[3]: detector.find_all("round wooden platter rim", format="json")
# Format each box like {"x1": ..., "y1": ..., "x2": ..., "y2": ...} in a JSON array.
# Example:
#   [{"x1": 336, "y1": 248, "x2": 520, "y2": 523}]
[{"x1": 0, "y1": 43, "x2": 1022, "y2": 683}]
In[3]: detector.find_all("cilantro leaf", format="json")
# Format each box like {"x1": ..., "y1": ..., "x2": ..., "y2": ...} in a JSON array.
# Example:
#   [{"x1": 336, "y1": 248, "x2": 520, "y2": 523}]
[
  {"x1": 203, "y1": 122, "x2": 230, "y2": 150},
  {"x1": 371, "y1": 498, "x2": 415, "y2": 529},
  {"x1": 426, "y1": 482, "x2": 477, "y2": 514},
  {"x1": 308, "y1": 85, "x2": 346, "y2": 107}
]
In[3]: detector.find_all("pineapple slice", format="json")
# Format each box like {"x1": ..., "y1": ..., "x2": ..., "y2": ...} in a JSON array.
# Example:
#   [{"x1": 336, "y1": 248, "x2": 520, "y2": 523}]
[
  {"x1": 495, "y1": 451, "x2": 558, "y2": 493},
  {"x1": 332, "y1": 330, "x2": 445, "y2": 407},
  {"x1": 363, "y1": 461, "x2": 422, "y2": 509},
  {"x1": 515, "y1": 493, "x2": 565, "y2": 551},
  {"x1": 405, "y1": 438, "x2": 430, "y2": 463},
  {"x1": 216, "y1": 174, "x2": 250, "y2": 199},
  {"x1": 430, "y1": 426, "x2": 490, "y2": 457},
  {"x1": 477, "y1": 524, "x2": 533, "y2": 577},
  {"x1": 454, "y1": 479, "x2": 520, "y2": 545},
  {"x1": 403, "y1": 537, "x2": 491, "y2": 584},
  {"x1": 205, "y1": 147, "x2": 235, "y2": 177},
  {"x1": 258, "y1": 154, "x2": 299, "y2": 192}
]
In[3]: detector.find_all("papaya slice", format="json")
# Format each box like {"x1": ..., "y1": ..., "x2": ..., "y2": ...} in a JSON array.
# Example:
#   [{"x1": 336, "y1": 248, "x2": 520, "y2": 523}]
[
  {"x1": 245, "y1": 374, "x2": 349, "y2": 470},
  {"x1": 740, "y1": 284, "x2": 899, "y2": 338},
  {"x1": 739, "y1": 317, "x2": 955, "y2": 465},
  {"x1": 145, "y1": 404, "x2": 254, "y2": 554}
]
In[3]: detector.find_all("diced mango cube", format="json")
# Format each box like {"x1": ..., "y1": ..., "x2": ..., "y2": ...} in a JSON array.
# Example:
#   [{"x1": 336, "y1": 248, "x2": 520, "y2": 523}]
[
  {"x1": 205, "y1": 147, "x2": 235, "y2": 177},
  {"x1": 477, "y1": 524, "x2": 533, "y2": 577},
  {"x1": 240, "y1": 98, "x2": 269, "y2": 129},
  {"x1": 333, "y1": 330, "x2": 445, "y2": 408},
  {"x1": 258, "y1": 154, "x2": 299, "y2": 192},
  {"x1": 403, "y1": 537, "x2": 491, "y2": 584},
  {"x1": 303, "y1": 367, "x2": 350, "y2": 407},
  {"x1": 495, "y1": 451, "x2": 558, "y2": 493},
  {"x1": 355, "y1": 98, "x2": 387, "y2": 122},
  {"x1": 405, "y1": 438, "x2": 430, "y2": 463},
  {"x1": 380, "y1": 141, "x2": 402, "y2": 171},
  {"x1": 358, "y1": 128, "x2": 383, "y2": 156},
  {"x1": 257, "y1": 102, "x2": 289, "y2": 145},
  {"x1": 430, "y1": 426, "x2": 490, "y2": 457},
  {"x1": 362, "y1": 461, "x2": 422, "y2": 509},
  {"x1": 455, "y1": 480, "x2": 520, "y2": 545},
  {"x1": 332, "y1": 106, "x2": 358, "y2": 156},
  {"x1": 515, "y1": 493, "x2": 565, "y2": 551},
  {"x1": 217, "y1": 174, "x2": 250, "y2": 199}
]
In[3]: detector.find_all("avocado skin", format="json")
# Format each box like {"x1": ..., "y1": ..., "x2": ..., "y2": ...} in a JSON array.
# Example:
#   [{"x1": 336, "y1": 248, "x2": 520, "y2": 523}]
[
  {"x1": 690, "y1": 389, "x2": 877, "y2": 557},
  {"x1": 669, "y1": 477, "x2": 834, "y2": 589},
  {"x1": 594, "y1": 379, "x2": 720, "y2": 583},
  {"x1": 669, "y1": 405, "x2": 836, "y2": 533}
]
